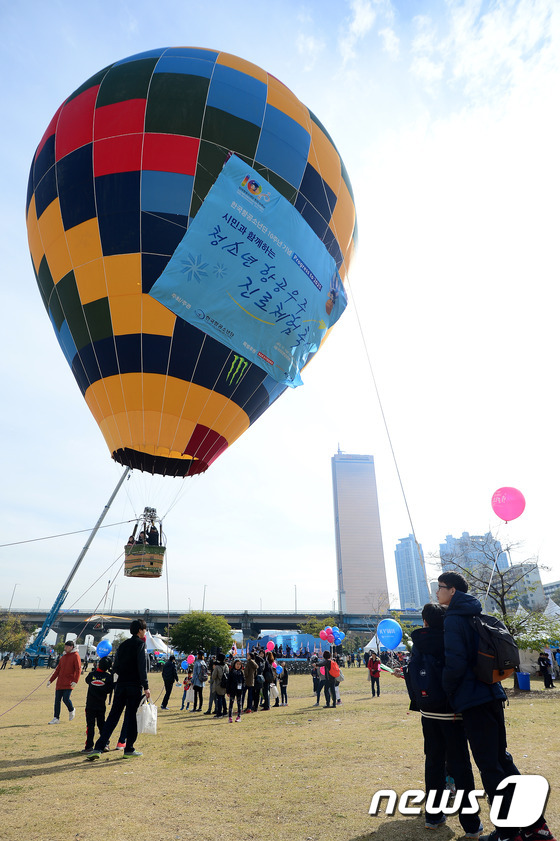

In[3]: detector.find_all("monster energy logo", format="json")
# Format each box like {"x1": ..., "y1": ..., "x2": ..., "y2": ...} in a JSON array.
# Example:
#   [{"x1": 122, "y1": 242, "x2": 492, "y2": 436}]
[{"x1": 226, "y1": 355, "x2": 249, "y2": 385}]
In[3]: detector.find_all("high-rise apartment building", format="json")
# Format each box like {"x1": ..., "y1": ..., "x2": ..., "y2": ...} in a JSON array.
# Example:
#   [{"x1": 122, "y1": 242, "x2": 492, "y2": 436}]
[
  {"x1": 440, "y1": 532, "x2": 509, "y2": 574},
  {"x1": 395, "y1": 534, "x2": 430, "y2": 609},
  {"x1": 331, "y1": 452, "x2": 389, "y2": 614}
]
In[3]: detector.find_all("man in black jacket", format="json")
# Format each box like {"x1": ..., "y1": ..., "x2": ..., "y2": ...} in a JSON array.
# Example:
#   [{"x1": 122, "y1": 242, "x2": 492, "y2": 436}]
[
  {"x1": 87, "y1": 619, "x2": 150, "y2": 760},
  {"x1": 437, "y1": 571, "x2": 555, "y2": 841},
  {"x1": 404, "y1": 603, "x2": 483, "y2": 837},
  {"x1": 161, "y1": 655, "x2": 178, "y2": 710}
]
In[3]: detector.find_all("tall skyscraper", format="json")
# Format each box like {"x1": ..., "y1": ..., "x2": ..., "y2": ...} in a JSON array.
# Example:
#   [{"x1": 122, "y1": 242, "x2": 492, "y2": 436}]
[
  {"x1": 395, "y1": 534, "x2": 430, "y2": 609},
  {"x1": 331, "y1": 451, "x2": 389, "y2": 614}
]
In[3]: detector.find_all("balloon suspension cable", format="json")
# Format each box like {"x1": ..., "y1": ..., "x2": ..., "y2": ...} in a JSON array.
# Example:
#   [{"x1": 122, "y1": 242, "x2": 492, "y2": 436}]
[
  {"x1": 345, "y1": 277, "x2": 430, "y2": 595},
  {"x1": 0, "y1": 519, "x2": 137, "y2": 549},
  {"x1": 164, "y1": 546, "x2": 172, "y2": 659}
]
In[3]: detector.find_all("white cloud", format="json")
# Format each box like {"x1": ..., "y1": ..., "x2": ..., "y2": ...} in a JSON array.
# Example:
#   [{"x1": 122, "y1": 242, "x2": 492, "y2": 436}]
[
  {"x1": 409, "y1": 1, "x2": 560, "y2": 103},
  {"x1": 379, "y1": 26, "x2": 400, "y2": 59},
  {"x1": 296, "y1": 31, "x2": 326, "y2": 71},
  {"x1": 339, "y1": 0, "x2": 378, "y2": 63}
]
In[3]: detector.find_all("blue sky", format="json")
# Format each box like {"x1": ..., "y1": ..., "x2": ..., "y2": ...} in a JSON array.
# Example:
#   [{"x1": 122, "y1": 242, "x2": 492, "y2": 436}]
[{"x1": 1, "y1": 0, "x2": 559, "y2": 617}]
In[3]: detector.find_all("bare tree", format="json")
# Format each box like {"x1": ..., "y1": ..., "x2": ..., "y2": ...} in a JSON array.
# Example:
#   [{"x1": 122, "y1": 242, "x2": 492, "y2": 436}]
[{"x1": 433, "y1": 532, "x2": 547, "y2": 634}]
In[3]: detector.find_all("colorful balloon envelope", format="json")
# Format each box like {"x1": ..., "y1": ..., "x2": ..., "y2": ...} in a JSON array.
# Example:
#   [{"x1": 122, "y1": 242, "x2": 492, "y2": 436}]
[{"x1": 26, "y1": 47, "x2": 357, "y2": 477}]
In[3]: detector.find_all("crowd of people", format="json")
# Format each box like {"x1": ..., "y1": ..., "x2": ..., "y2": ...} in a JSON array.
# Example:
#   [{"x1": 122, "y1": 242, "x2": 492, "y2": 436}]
[{"x1": 10, "y1": 577, "x2": 556, "y2": 841}]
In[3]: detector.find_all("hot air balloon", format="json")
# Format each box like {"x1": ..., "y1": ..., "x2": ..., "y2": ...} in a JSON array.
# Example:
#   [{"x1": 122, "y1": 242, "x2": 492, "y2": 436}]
[{"x1": 26, "y1": 47, "x2": 357, "y2": 479}]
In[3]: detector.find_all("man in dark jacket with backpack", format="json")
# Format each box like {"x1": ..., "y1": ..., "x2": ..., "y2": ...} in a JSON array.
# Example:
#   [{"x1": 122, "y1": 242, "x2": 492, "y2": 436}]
[
  {"x1": 405, "y1": 603, "x2": 483, "y2": 837},
  {"x1": 161, "y1": 655, "x2": 178, "y2": 710},
  {"x1": 437, "y1": 572, "x2": 555, "y2": 841}
]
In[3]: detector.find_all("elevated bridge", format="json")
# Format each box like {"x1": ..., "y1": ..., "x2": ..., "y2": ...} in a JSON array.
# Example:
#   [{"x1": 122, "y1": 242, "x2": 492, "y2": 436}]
[{"x1": 2, "y1": 607, "x2": 422, "y2": 645}]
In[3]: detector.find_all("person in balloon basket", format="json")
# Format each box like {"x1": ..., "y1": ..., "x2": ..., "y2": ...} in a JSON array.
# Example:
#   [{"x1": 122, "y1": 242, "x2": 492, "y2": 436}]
[
  {"x1": 82, "y1": 656, "x2": 114, "y2": 753},
  {"x1": 437, "y1": 571, "x2": 556, "y2": 841},
  {"x1": 47, "y1": 640, "x2": 81, "y2": 724},
  {"x1": 87, "y1": 619, "x2": 150, "y2": 760},
  {"x1": 367, "y1": 653, "x2": 381, "y2": 697}
]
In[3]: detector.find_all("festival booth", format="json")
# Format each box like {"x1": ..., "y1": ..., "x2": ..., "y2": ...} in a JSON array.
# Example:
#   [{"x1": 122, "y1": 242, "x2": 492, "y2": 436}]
[
  {"x1": 247, "y1": 633, "x2": 329, "y2": 656},
  {"x1": 145, "y1": 630, "x2": 174, "y2": 656}
]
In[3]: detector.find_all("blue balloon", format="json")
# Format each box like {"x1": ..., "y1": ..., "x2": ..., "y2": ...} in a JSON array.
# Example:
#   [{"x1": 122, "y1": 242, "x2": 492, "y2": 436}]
[
  {"x1": 376, "y1": 619, "x2": 402, "y2": 650},
  {"x1": 276, "y1": 665, "x2": 283, "y2": 675},
  {"x1": 96, "y1": 640, "x2": 112, "y2": 657},
  {"x1": 181, "y1": 660, "x2": 188, "y2": 670},
  {"x1": 339, "y1": 631, "x2": 346, "y2": 640}
]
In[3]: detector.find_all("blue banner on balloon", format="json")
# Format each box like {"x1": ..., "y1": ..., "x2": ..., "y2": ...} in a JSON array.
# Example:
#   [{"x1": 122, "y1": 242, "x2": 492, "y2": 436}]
[
  {"x1": 149, "y1": 154, "x2": 347, "y2": 387},
  {"x1": 96, "y1": 640, "x2": 112, "y2": 658},
  {"x1": 376, "y1": 619, "x2": 403, "y2": 650}
]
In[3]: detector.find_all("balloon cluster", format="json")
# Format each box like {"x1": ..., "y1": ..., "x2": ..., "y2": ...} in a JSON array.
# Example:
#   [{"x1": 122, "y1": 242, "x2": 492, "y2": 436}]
[{"x1": 318, "y1": 625, "x2": 345, "y2": 646}]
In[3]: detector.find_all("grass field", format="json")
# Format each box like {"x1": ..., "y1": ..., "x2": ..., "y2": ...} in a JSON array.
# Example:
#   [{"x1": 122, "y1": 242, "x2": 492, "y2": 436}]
[{"x1": 0, "y1": 666, "x2": 558, "y2": 841}]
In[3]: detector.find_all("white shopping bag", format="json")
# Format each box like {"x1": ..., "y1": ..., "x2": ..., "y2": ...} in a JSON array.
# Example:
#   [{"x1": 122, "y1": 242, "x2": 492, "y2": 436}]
[{"x1": 136, "y1": 696, "x2": 158, "y2": 735}]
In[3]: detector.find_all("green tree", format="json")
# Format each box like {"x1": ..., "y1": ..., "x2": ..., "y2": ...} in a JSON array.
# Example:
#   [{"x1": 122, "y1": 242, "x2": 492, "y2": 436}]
[
  {"x1": 111, "y1": 632, "x2": 127, "y2": 651},
  {"x1": 169, "y1": 611, "x2": 232, "y2": 655},
  {"x1": 297, "y1": 616, "x2": 338, "y2": 638},
  {"x1": 344, "y1": 632, "x2": 369, "y2": 653},
  {"x1": 0, "y1": 615, "x2": 29, "y2": 654},
  {"x1": 505, "y1": 610, "x2": 560, "y2": 652}
]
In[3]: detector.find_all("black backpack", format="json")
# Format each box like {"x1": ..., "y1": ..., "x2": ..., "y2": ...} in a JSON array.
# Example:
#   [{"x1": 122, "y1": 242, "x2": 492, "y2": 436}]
[
  {"x1": 405, "y1": 650, "x2": 448, "y2": 712},
  {"x1": 470, "y1": 614, "x2": 520, "y2": 684},
  {"x1": 219, "y1": 666, "x2": 228, "y2": 689}
]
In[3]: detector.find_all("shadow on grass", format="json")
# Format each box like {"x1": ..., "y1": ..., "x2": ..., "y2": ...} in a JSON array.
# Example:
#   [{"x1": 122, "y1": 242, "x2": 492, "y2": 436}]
[{"x1": 350, "y1": 814, "x2": 456, "y2": 840}]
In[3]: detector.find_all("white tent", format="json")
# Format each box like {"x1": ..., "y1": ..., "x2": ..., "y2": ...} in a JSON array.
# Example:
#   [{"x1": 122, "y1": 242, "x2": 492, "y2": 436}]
[
  {"x1": 145, "y1": 630, "x2": 173, "y2": 654},
  {"x1": 364, "y1": 635, "x2": 379, "y2": 652},
  {"x1": 544, "y1": 598, "x2": 560, "y2": 619},
  {"x1": 364, "y1": 634, "x2": 406, "y2": 652}
]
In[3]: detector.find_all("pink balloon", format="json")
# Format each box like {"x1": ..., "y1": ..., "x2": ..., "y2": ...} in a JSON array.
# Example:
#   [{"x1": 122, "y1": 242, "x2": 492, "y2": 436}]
[
  {"x1": 325, "y1": 627, "x2": 332, "y2": 633},
  {"x1": 320, "y1": 666, "x2": 325, "y2": 675},
  {"x1": 266, "y1": 641, "x2": 275, "y2": 651},
  {"x1": 186, "y1": 654, "x2": 195, "y2": 664},
  {"x1": 272, "y1": 661, "x2": 277, "y2": 668},
  {"x1": 326, "y1": 633, "x2": 335, "y2": 643},
  {"x1": 319, "y1": 630, "x2": 327, "y2": 640},
  {"x1": 491, "y1": 487, "x2": 526, "y2": 522}
]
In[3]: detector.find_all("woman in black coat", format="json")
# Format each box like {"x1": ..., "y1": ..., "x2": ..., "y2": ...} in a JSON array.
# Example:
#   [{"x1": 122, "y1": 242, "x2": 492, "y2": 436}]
[{"x1": 226, "y1": 659, "x2": 245, "y2": 722}]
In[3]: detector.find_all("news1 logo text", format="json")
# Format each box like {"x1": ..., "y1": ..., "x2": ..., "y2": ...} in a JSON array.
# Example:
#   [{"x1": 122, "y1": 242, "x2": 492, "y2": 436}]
[{"x1": 369, "y1": 775, "x2": 549, "y2": 828}]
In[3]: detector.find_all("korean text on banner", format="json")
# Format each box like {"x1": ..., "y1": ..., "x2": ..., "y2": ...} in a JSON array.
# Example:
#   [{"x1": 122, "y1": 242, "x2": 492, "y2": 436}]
[{"x1": 149, "y1": 154, "x2": 347, "y2": 387}]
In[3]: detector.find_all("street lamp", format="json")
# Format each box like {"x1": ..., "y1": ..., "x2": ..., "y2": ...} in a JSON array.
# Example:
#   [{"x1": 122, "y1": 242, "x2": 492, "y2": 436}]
[
  {"x1": 202, "y1": 584, "x2": 207, "y2": 611},
  {"x1": 8, "y1": 584, "x2": 19, "y2": 612}
]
